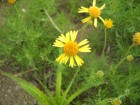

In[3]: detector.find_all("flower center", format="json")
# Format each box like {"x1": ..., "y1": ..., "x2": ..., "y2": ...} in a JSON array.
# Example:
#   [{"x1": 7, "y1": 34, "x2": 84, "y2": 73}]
[
  {"x1": 133, "y1": 33, "x2": 140, "y2": 45},
  {"x1": 8, "y1": 0, "x2": 16, "y2": 4},
  {"x1": 89, "y1": 6, "x2": 101, "y2": 18},
  {"x1": 104, "y1": 20, "x2": 113, "y2": 28},
  {"x1": 64, "y1": 41, "x2": 78, "y2": 56}
]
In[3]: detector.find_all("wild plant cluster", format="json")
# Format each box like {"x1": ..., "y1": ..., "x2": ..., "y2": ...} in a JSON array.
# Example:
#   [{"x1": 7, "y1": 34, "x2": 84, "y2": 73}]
[{"x1": 0, "y1": 0, "x2": 140, "y2": 105}]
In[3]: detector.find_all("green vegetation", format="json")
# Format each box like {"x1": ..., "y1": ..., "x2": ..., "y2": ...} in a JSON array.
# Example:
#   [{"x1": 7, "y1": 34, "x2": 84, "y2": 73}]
[{"x1": 0, "y1": 0, "x2": 140, "y2": 105}]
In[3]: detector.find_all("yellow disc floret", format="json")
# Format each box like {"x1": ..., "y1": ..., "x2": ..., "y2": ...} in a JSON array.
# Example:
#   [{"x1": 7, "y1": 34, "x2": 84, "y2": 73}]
[
  {"x1": 111, "y1": 98, "x2": 122, "y2": 105},
  {"x1": 64, "y1": 41, "x2": 78, "y2": 56},
  {"x1": 126, "y1": 55, "x2": 134, "y2": 62},
  {"x1": 133, "y1": 32, "x2": 140, "y2": 45},
  {"x1": 8, "y1": 0, "x2": 16, "y2": 4},
  {"x1": 96, "y1": 70, "x2": 104, "y2": 78},
  {"x1": 89, "y1": 6, "x2": 101, "y2": 18},
  {"x1": 104, "y1": 19, "x2": 113, "y2": 28}
]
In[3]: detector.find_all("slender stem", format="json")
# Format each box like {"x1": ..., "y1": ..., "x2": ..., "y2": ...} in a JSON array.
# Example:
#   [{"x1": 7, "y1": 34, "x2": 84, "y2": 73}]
[
  {"x1": 43, "y1": 8, "x2": 64, "y2": 104},
  {"x1": 79, "y1": 24, "x2": 88, "y2": 32},
  {"x1": 55, "y1": 49, "x2": 63, "y2": 104},
  {"x1": 15, "y1": 69, "x2": 35, "y2": 76},
  {"x1": 113, "y1": 44, "x2": 134, "y2": 73},
  {"x1": 44, "y1": 9, "x2": 62, "y2": 34},
  {"x1": 61, "y1": 68, "x2": 80, "y2": 105},
  {"x1": 14, "y1": 5, "x2": 19, "y2": 16},
  {"x1": 79, "y1": 24, "x2": 88, "y2": 40},
  {"x1": 118, "y1": 89, "x2": 129, "y2": 99},
  {"x1": 113, "y1": 57, "x2": 126, "y2": 73},
  {"x1": 43, "y1": 8, "x2": 63, "y2": 103},
  {"x1": 125, "y1": 44, "x2": 134, "y2": 56},
  {"x1": 55, "y1": 66, "x2": 62, "y2": 104},
  {"x1": 101, "y1": 28, "x2": 107, "y2": 56}
]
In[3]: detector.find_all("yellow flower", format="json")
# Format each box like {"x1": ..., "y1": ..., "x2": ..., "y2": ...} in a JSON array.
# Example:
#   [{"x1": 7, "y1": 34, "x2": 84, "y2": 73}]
[
  {"x1": 104, "y1": 19, "x2": 113, "y2": 28},
  {"x1": 53, "y1": 30, "x2": 91, "y2": 67},
  {"x1": 8, "y1": 0, "x2": 16, "y2": 4},
  {"x1": 96, "y1": 70, "x2": 104, "y2": 78},
  {"x1": 78, "y1": 0, "x2": 105, "y2": 28},
  {"x1": 126, "y1": 55, "x2": 134, "y2": 61},
  {"x1": 133, "y1": 32, "x2": 140, "y2": 45},
  {"x1": 111, "y1": 98, "x2": 122, "y2": 105}
]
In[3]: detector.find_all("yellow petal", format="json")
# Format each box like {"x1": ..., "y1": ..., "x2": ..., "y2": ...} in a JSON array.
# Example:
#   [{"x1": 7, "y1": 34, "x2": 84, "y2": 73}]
[
  {"x1": 78, "y1": 45, "x2": 91, "y2": 52},
  {"x1": 56, "y1": 53, "x2": 66, "y2": 63},
  {"x1": 70, "y1": 30, "x2": 78, "y2": 41},
  {"x1": 74, "y1": 55, "x2": 84, "y2": 66},
  {"x1": 100, "y1": 4, "x2": 105, "y2": 10},
  {"x1": 78, "y1": 39, "x2": 89, "y2": 47},
  {"x1": 94, "y1": 18, "x2": 97, "y2": 28},
  {"x1": 78, "y1": 6, "x2": 89, "y2": 13},
  {"x1": 57, "y1": 34, "x2": 66, "y2": 43},
  {"x1": 69, "y1": 57, "x2": 75, "y2": 68},
  {"x1": 99, "y1": 16, "x2": 105, "y2": 23},
  {"x1": 53, "y1": 40, "x2": 64, "y2": 47},
  {"x1": 82, "y1": 16, "x2": 92, "y2": 23},
  {"x1": 66, "y1": 32, "x2": 70, "y2": 42},
  {"x1": 62, "y1": 55, "x2": 69, "y2": 64},
  {"x1": 93, "y1": 0, "x2": 96, "y2": 6}
]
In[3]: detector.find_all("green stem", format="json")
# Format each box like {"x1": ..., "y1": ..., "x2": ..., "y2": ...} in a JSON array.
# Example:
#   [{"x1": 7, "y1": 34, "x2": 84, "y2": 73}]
[
  {"x1": 79, "y1": 24, "x2": 88, "y2": 32},
  {"x1": 14, "y1": 5, "x2": 19, "y2": 15},
  {"x1": 61, "y1": 68, "x2": 80, "y2": 105},
  {"x1": 43, "y1": 8, "x2": 63, "y2": 104},
  {"x1": 113, "y1": 44, "x2": 134, "y2": 73},
  {"x1": 79, "y1": 24, "x2": 88, "y2": 40},
  {"x1": 113, "y1": 57, "x2": 126, "y2": 73},
  {"x1": 44, "y1": 9, "x2": 62, "y2": 34},
  {"x1": 125, "y1": 44, "x2": 134, "y2": 56},
  {"x1": 15, "y1": 69, "x2": 35, "y2": 76},
  {"x1": 55, "y1": 49, "x2": 63, "y2": 104},
  {"x1": 101, "y1": 28, "x2": 107, "y2": 56},
  {"x1": 55, "y1": 66, "x2": 62, "y2": 104}
]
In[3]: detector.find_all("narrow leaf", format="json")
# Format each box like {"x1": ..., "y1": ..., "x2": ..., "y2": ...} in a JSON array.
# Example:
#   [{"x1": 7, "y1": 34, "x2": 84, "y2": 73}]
[{"x1": 0, "y1": 71, "x2": 50, "y2": 105}]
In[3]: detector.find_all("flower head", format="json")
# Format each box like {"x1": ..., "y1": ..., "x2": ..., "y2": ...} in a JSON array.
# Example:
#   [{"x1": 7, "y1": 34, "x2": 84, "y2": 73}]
[
  {"x1": 53, "y1": 30, "x2": 91, "y2": 67},
  {"x1": 8, "y1": 0, "x2": 16, "y2": 4},
  {"x1": 133, "y1": 32, "x2": 140, "y2": 45},
  {"x1": 104, "y1": 19, "x2": 113, "y2": 28},
  {"x1": 111, "y1": 98, "x2": 122, "y2": 105},
  {"x1": 96, "y1": 70, "x2": 104, "y2": 78},
  {"x1": 78, "y1": 0, "x2": 105, "y2": 28},
  {"x1": 126, "y1": 55, "x2": 134, "y2": 62}
]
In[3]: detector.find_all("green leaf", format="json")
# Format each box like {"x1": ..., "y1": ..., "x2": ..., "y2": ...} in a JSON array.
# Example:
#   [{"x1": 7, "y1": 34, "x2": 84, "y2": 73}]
[
  {"x1": 0, "y1": 71, "x2": 50, "y2": 105},
  {"x1": 64, "y1": 81, "x2": 104, "y2": 105}
]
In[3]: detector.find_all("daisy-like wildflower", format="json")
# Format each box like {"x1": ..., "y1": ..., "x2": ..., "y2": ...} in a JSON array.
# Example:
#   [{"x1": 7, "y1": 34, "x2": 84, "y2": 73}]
[
  {"x1": 104, "y1": 19, "x2": 113, "y2": 28},
  {"x1": 53, "y1": 30, "x2": 91, "y2": 68},
  {"x1": 8, "y1": 0, "x2": 16, "y2": 4},
  {"x1": 111, "y1": 98, "x2": 122, "y2": 105},
  {"x1": 96, "y1": 70, "x2": 104, "y2": 78},
  {"x1": 133, "y1": 32, "x2": 140, "y2": 45},
  {"x1": 78, "y1": 0, "x2": 105, "y2": 28},
  {"x1": 126, "y1": 55, "x2": 134, "y2": 62}
]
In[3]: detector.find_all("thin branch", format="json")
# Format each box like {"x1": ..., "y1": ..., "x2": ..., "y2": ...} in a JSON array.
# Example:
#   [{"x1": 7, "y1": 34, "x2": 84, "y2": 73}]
[{"x1": 44, "y1": 9, "x2": 62, "y2": 33}]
